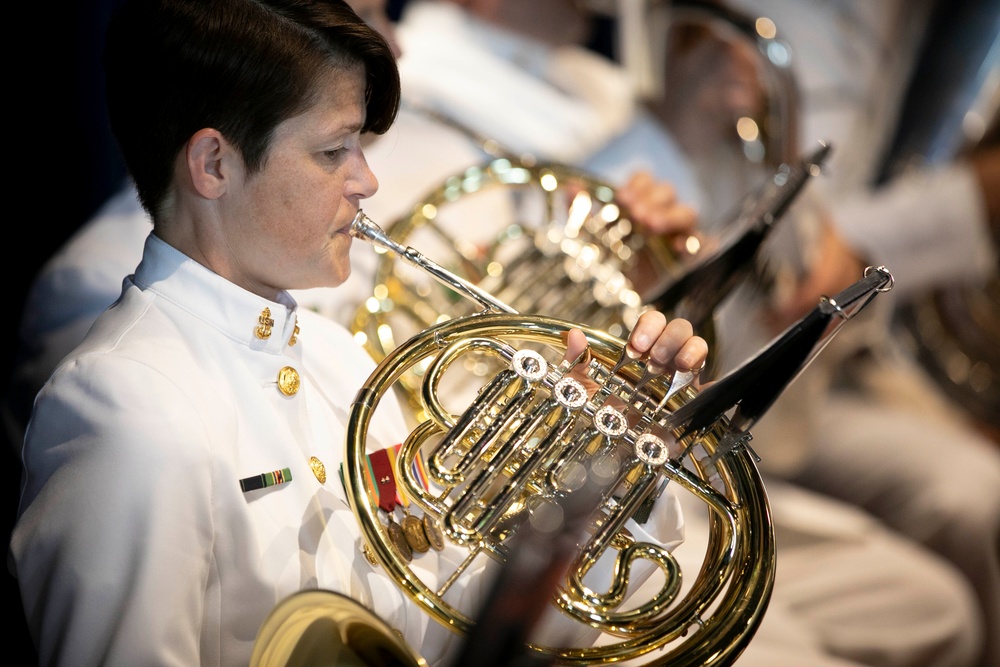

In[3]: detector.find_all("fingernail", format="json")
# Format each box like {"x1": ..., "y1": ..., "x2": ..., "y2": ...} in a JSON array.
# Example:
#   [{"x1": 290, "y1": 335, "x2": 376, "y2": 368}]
[
  {"x1": 676, "y1": 354, "x2": 697, "y2": 370},
  {"x1": 631, "y1": 332, "x2": 651, "y2": 351}
]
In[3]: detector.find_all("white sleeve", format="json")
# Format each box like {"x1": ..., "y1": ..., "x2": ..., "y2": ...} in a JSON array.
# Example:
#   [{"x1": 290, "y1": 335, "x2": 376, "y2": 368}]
[
  {"x1": 7, "y1": 189, "x2": 151, "y2": 445},
  {"x1": 11, "y1": 354, "x2": 213, "y2": 667},
  {"x1": 829, "y1": 160, "x2": 996, "y2": 299}
]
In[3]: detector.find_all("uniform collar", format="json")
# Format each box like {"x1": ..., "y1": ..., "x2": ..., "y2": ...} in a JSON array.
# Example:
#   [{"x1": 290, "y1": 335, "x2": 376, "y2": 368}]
[{"x1": 133, "y1": 234, "x2": 300, "y2": 354}]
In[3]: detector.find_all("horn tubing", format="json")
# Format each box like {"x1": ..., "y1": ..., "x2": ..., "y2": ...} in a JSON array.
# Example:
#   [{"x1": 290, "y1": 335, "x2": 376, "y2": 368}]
[
  {"x1": 343, "y1": 211, "x2": 776, "y2": 665},
  {"x1": 350, "y1": 210, "x2": 518, "y2": 315}
]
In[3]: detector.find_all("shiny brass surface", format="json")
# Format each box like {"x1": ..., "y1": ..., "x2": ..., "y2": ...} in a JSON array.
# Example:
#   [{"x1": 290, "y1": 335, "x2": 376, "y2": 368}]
[
  {"x1": 251, "y1": 590, "x2": 426, "y2": 667},
  {"x1": 308, "y1": 456, "x2": 327, "y2": 485},
  {"x1": 344, "y1": 312, "x2": 773, "y2": 665},
  {"x1": 336, "y1": 212, "x2": 775, "y2": 665}
]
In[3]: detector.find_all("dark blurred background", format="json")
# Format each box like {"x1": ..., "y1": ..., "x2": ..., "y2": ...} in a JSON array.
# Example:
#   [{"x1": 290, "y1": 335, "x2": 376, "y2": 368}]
[
  {"x1": 6, "y1": 5, "x2": 132, "y2": 661},
  {"x1": 7, "y1": 3, "x2": 131, "y2": 661}
]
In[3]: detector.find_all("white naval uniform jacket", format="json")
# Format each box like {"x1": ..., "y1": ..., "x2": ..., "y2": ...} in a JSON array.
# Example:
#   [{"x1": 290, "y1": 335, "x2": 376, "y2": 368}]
[
  {"x1": 11, "y1": 234, "x2": 686, "y2": 666},
  {"x1": 10, "y1": 234, "x2": 443, "y2": 666}
]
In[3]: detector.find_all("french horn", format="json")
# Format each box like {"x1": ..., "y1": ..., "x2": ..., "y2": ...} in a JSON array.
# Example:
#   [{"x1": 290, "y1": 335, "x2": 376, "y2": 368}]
[
  {"x1": 255, "y1": 210, "x2": 893, "y2": 666},
  {"x1": 340, "y1": 211, "x2": 775, "y2": 665}
]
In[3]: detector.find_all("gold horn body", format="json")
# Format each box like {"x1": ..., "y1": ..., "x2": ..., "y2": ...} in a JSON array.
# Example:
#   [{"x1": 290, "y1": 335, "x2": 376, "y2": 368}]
[{"x1": 336, "y1": 212, "x2": 774, "y2": 665}]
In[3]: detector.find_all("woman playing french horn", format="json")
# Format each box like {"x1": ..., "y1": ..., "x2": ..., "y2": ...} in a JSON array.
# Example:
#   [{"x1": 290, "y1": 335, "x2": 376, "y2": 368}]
[{"x1": 8, "y1": 1, "x2": 708, "y2": 665}]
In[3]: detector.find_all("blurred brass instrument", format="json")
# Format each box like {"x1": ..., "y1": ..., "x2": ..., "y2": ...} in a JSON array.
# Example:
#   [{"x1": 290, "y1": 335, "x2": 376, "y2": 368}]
[
  {"x1": 624, "y1": 0, "x2": 801, "y2": 170},
  {"x1": 350, "y1": 157, "x2": 701, "y2": 414},
  {"x1": 338, "y1": 211, "x2": 774, "y2": 665},
  {"x1": 350, "y1": 138, "x2": 828, "y2": 418},
  {"x1": 252, "y1": 590, "x2": 427, "y2": 667}
]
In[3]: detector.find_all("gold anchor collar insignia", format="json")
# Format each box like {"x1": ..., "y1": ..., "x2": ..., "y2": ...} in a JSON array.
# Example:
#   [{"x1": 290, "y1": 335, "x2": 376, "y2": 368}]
[{"x1": 255, "y1": 307, "x2": 274, "y2": 340}]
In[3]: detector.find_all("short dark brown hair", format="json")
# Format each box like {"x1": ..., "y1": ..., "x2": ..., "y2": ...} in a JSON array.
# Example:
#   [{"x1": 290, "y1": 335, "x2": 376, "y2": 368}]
[{"x1": 104, "y1": 0, "x2": 400, "y2": 218}]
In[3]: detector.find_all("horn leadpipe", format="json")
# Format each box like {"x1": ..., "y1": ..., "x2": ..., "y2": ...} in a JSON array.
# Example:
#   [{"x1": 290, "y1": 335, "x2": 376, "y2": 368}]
[{"x1": 350, "y1": 210, "x2": 518, "y2": 315}]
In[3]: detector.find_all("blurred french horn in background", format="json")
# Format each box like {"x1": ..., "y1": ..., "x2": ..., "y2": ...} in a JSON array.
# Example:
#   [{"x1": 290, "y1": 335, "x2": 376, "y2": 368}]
[
  {"x1": 588, "y1": 0, "x2": 800, "y2": 167},
  {"x1": 630, "y1": 0, "x2": 803, "y2": 228},
  {"x1": 347, "y1": 139, "x2": 828, "y2": 418},
  {"x1": 349, "y1": 157, "x2": 706, "y2": 415}
]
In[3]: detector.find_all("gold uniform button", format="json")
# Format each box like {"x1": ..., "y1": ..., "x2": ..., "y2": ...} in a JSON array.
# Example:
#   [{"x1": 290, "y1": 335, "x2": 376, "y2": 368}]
[
  {"x1": 277, "y1": 366, "x2": 300, "y2": 396},
  {"x1": 308, "y1": 456, "x2": 327, "y2": 484}
]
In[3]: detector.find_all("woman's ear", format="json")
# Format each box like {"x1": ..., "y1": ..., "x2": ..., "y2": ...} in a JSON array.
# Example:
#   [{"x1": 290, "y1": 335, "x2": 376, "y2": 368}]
[{"x1": 185, "y1": 128, "x2": 239, "y2": 199}]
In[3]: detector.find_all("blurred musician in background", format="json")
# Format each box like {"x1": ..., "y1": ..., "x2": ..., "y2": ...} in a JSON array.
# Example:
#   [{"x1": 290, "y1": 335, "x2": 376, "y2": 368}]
[
  {"x1": 640, "y1": 1, "x2": 1000, "y2": 664},
  {"x1": 5, "y1": 1, "x2": 988, "y2": 666}
]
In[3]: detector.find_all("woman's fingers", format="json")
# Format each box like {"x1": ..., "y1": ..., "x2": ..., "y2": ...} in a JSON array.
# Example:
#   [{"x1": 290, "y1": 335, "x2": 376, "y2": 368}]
[
  {"x1": 628, "y1": 311, "x2": 708, "y2": 373},
  {"x1": 559, "y1": 311, "x2": 708, "y2": 396}
]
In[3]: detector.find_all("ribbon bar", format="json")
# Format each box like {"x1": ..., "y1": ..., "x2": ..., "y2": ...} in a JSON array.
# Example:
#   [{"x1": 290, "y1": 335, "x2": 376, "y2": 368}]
[{"x1": 240, "y1": 467, "x2": 293, "y2": 493}]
